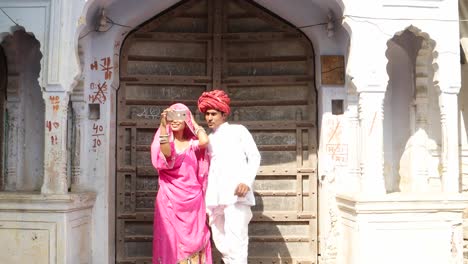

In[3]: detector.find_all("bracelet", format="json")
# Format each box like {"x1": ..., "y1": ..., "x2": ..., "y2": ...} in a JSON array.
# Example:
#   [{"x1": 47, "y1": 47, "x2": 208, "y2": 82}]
[
  {"x1": 159, "y1": 137, "x2": 169, "y2": 144},
  {"x1": 159, "y1": 134, "x2": 168, "y2": 138},
  {"x1": 195, "y1": 127, "x2": 206, "y2": 135}
]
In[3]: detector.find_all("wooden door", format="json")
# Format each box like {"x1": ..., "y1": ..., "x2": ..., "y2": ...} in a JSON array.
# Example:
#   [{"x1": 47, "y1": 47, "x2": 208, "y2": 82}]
[{"x1": 116, "y1": 0, "x2": 317, "y2": 263}]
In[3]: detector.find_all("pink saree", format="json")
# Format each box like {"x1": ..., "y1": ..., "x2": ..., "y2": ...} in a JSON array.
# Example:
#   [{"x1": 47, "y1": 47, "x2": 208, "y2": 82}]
[{"x1": 151, "y1": 103, "x2": 212, "y2": 264}]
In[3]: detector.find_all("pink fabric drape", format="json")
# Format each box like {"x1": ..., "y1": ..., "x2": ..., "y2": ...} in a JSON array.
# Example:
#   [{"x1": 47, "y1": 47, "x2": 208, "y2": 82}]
[{"x1": 151, "y1": 103, "x2": 211, "y2": 264}]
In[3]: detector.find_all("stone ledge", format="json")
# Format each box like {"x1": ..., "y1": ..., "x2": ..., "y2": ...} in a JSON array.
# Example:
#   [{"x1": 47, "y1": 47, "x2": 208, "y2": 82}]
[
  {"x1": 337, "y1": 192, "x2": 468, "y2": 214},
  {"x1": 0, "y1": 191, "x2": 96, "y2": 212}
]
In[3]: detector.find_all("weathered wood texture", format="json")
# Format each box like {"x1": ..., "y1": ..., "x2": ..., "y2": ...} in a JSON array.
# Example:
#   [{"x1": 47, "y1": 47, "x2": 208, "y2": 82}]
[{"x1": 117, "y1": 0, "x2": 317, "y2": 263}]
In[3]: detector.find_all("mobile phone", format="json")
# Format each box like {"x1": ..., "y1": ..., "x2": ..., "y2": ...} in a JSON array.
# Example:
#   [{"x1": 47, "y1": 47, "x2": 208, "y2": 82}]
[{"x1": 166, "y1": 110, "x2": 187, "y2": 121}]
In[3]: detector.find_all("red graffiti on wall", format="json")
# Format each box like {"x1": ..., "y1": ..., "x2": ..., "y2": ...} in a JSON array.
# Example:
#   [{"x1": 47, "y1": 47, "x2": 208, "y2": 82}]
[
  {"x1": 91, "y1": 123, "x2": 104, "y2": 150},
  {"x1": 325, "y1": 118, "x2": 348, "y2": 166},
  {"x1": 49, "y1": 96, "x2": 60, "y2": 112},
  {"x1": 89, "y1": 82, "x2": 107, "y2": 104},
  {"x1": 90, "y1": 61, "x2": 98, "y2": 71},
  {"x1": 51, "y1": 135, "x2": 58, "y2": 145},
  {"x1": 100, "y1": 57, "x2": 113, "y2": 80},
  {"x1": 90, "y1": 57, "x2": 113, "y2": 79},
  {"x1": 45, "y1": 121, "x2": 60, "y2": 132}
]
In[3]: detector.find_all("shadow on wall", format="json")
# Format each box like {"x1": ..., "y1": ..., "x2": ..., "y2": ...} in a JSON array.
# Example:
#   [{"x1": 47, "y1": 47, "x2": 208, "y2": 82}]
[
  {"x1": 250, "y1": 195, "x2": 292, "y2": 263},
  {"x1": 210, "y1": 195, "x2": 292, "y2": 263}
]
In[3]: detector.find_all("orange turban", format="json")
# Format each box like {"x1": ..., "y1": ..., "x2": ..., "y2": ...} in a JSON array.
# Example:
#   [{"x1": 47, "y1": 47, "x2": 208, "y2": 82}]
[{"x1": 197, "y1": 89, "x2": 231, "y2": 114}]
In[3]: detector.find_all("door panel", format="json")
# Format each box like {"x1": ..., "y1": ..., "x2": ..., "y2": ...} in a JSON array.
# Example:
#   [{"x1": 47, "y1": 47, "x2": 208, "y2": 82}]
[{"x1": 117, "y1": 0, "x2": 317, "y2": 263}]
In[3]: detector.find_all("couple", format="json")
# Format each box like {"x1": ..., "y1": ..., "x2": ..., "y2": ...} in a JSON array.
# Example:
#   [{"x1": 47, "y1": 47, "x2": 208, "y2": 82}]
[{"x1": 151, "y1": 90, "x2": 261, "y2": 264}]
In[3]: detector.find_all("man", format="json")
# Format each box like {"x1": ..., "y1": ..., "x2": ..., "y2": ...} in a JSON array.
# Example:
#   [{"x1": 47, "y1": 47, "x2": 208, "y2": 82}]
[{"x1": 198, "y1": 90, "x2": 261, "y2": 264}]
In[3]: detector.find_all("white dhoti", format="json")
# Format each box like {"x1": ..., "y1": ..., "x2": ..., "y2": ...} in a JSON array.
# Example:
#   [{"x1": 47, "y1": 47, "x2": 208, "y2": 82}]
[{"x1": 209, "y1": 204, "x2": 253, "y2": 264}]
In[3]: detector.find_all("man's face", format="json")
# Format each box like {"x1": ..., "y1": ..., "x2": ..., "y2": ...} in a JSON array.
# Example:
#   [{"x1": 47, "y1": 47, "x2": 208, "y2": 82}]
[{"x1": 205, "y1": 109, "x2": 226, "y2": 130}]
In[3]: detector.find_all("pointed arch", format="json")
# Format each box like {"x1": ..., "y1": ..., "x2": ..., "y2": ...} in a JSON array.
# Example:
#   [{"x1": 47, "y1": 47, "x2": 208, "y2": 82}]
[{"x1": 383, "y1": 25, "x2": 441, "y2": 193}]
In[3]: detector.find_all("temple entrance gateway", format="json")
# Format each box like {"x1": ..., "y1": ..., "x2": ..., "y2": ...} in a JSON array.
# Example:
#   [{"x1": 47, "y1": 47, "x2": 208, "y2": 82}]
[{"x1": 116, "y1": 0, "x2": 318, "y2": 262}]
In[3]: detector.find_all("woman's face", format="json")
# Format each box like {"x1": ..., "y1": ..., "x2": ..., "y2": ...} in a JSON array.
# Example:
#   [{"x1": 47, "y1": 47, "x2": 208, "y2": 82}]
[{"x1": 169, "y1": 119, "x2": 186, "y2": 132}]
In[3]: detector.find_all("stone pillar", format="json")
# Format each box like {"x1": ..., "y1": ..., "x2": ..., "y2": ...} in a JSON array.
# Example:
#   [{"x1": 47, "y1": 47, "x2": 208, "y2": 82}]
[
  {"x1": 358, "y1": 91, "x2": 386, "y2": 194},
  {"x1": 4, "y1": 99, "x2": 20, "y2": 190},
  {"x1": 41, "y1": 91, "x2": 70, "y2": 194},
  {"x1": 70, "y1": 100, "x2": 86, "y2": 192},
  {"x1": 439, "y1": 91, "x2": 460, "y2": 192},
  {"x1": 346, "y1": 91, "x2": 361, "y2": 192}
]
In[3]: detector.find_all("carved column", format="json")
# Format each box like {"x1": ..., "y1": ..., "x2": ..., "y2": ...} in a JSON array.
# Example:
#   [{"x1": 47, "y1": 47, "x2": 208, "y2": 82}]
[
  {"x1": 347, "y1": 92, "x2": 361, "y2": 192},
  {"x1": 4, "y1": 100, "x2": 20, "y2": 190},
  {"x1": 71, "y1": 101, "x2": 89, "y2": 191},
  {"x1": 358, "y1": 91, "x2": 386, "y2": 194},
  {"x1": 41, "y1": 91, "x2": 70, "y2": 194},
  {"x1": 70, "y1": 100, "x2": 86, "y2": 191},
  {"x1": 439, "y1": 91, "x2": 459, "y2": 192}
]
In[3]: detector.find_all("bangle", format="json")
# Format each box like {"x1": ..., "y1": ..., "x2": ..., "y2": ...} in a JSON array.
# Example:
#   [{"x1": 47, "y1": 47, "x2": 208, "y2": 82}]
[
  {"x1": 159, "y1": 137, "x2": 169, "y2": 144},
  {"x1": 195, "y1": 127, "x2": 206, "y2": 135},
  {"x1": 159, "y1": 135, "x2": 168, "y2": 138}
]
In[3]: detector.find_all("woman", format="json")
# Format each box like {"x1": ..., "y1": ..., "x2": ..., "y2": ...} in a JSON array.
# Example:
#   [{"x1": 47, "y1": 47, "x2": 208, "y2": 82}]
[{"x1": 151, "y1": 103, "x2": 212, "y2": 264}]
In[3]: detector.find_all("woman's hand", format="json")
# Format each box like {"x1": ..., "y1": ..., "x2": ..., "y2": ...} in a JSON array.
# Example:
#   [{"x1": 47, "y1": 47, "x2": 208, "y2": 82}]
[
  {"x1": 192, "y1": 112, "x2": 209, "y2": 148},
  {"x1": 160, "y1": 108, "x2": 170, "y2": 128}
]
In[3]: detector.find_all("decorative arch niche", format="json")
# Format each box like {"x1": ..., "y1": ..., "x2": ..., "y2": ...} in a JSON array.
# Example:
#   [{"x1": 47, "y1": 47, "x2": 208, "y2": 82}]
[
  {"x1": 383, "y1": 25, "x2": 441, "y2": 193},
  {"x1": 0, "y1": 29, "x2": 44, "y2": 191}
]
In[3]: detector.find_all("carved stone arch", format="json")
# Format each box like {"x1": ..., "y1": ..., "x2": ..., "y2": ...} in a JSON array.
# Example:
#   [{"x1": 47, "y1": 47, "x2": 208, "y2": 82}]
[
  {"x1": 384, "y1": 25, "x2": 441, "y2": 193},
  {"x1": 0, "y1": 29, "x2": 44, "y2": 191}
]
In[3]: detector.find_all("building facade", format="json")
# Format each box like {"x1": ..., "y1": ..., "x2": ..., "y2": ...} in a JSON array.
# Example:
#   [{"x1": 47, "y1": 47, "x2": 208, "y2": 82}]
[{"x1": 0, "y1": 0, "x2": 467, "y2": 263}]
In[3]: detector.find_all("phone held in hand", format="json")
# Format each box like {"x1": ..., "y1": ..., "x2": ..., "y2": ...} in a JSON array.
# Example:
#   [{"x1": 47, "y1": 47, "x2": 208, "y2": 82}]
[{"x1": 166, "y1": 110, "x2": 187, "y2": 121}]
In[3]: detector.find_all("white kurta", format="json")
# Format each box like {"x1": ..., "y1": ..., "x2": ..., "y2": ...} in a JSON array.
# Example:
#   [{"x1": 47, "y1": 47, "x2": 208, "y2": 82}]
[
  {"x1": 206, "y1": 122, "x2": 261, "y2": 263},
  {"x1": 205, "y1": 122, "x2": 261, "y2": 207}
]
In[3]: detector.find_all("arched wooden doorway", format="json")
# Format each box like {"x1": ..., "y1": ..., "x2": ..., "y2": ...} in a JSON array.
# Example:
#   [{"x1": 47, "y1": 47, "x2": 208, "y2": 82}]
[{"x1": 116, "y1": 0, "x2": 317, "y2": 262}]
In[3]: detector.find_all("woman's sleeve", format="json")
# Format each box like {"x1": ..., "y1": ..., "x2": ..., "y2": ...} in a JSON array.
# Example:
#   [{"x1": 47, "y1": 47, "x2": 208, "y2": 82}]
[
  {"x1": 192, "y1": 139, "x2": 209, "y2": 193},
  {"x1": 191, "y1": 139, "x2": 200, "y2": 152}
]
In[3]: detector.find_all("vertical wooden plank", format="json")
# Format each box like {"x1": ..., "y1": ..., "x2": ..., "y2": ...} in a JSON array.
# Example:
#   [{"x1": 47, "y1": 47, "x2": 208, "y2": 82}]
[
  {"x1": 296, "y1": 173, "x2": 303, "y2": 212},
  {"x1": 130, "y1": 129, "x2": 137, "y2": 212},
  {"x1": 206, "y1": 0, "x2": 213, "y2": 89},
  {"x1": 220, "y1": 0, "x2": 229, "y2": 90},
  {"x1": 212, "y1": 0, "x2": 223, "y2": 89},
  {"x1": 296, "y1": 128, "x2": 303, "y2": 167},
  {"x1": 116, "y1": 219, "x2": 126, "y2": 260}
]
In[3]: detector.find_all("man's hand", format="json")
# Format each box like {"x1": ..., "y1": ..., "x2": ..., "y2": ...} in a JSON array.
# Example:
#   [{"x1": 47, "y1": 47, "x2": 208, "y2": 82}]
[{"x1": 234, "y1": 183, "x2": 250, "y2": 197}]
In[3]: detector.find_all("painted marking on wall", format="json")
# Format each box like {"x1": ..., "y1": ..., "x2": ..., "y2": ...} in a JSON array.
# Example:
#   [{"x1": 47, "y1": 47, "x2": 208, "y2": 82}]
[
  {"x1": 100, "y1": 57, "x2": 113, "y2": 80},
  {"x1": 88, "y1": 56, "x2": 112, "y2": 104},
  {"x1": 46, "y1": 119, "x2": 60, "y2": 146},
  {"x1": 51, "y1": 135, "x2": 58, "y2": 145},
  {"x1": 325, "y1": 117, "x2": 347, "y2": 166},
  {"x1": 91, "y1": 123, "x2": 104, "y2": 151},
  {"x1": 326, "y1": 144, "x2": 348, "y2": 164},
  {"x1": 89, "y1": 82, "x2": 108, "y2": 104},
  {"x1": 90, "y1": 61, "x2": 98, "y2": 71},
  {"x1": 369, "y1": 111, "x2": 377, "y2": 136},
  {"x1": 49, "y1": 96, "x2": 60, "y2": 112},
  {"x1": 45, "y1": 121, "x2": 60, "y2": 132}
]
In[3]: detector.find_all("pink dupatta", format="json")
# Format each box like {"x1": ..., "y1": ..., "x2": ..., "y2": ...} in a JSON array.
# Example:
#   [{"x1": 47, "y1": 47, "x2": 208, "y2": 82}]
[{"x1": 151, "y1": 103, "x2": 211, "y2": 264}]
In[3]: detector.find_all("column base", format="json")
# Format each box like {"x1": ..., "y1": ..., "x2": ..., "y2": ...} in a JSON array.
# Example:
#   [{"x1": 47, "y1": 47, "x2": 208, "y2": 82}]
[
  {"x1": 336, "y1": 193, "x2": 468, "y2": 264},
  {"x1": 0, "y1": 192, "x2": 96, "y2": 264}
]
